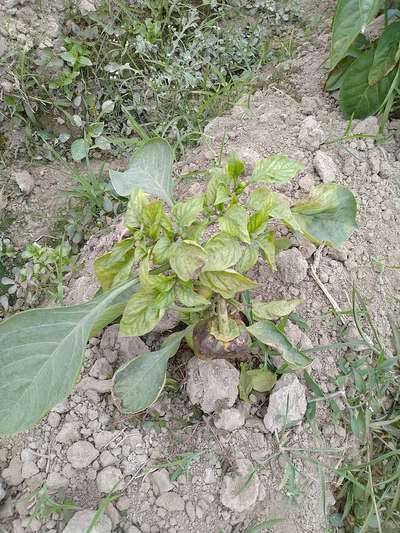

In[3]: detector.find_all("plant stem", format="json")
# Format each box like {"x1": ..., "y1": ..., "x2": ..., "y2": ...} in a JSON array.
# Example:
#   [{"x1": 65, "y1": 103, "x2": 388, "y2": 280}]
[{"x1": 217, "y1": 297, "x2": 230, "y2": 339}]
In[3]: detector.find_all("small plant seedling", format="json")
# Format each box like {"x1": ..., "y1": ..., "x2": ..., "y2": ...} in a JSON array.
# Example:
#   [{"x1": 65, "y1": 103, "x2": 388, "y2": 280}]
[
  {"x1": 0, "y1": 139, "x2": 357, "y2": 436},
  {"x1": 20, "y1": 485, "x2": 79, "y2": 524}
]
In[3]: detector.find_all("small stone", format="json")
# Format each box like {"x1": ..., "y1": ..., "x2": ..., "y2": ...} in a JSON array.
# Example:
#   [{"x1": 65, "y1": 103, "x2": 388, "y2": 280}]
[
  {"x1": 220, "y1": 458, "x2": 260, "y2": 512},
  {"x1": 89, "y1": 358, "x2": 113, "y2": 380},
  {"x1": 0, "y1": 479, "x2": 5, "y2": 502},
  {"x1": 106, "y1": 502, "x2": 120, "y2": 528},
  {"x1": 314, "y1": 151, "x2": 337, "y2": 183},
  {"x1": 52, "y1": 400, "x2": 69, "y2": 414},
  {"x1": 298, "y1": 174, "x2": 315, "y2": 192},
  {"x1": 47, "y1": 472, "x2": 68, "y2": 491},
  {"x1": 100, "y1": 325, "x2": 119, "y2": 350},
  {"x1": 12, "y1": 170, "x2": 34, "y2": 194},
  {"x1": 277, "y1": 248, "x2": 308, "y2": 284},
  {"x1": 186, "y1": 358, "x2": 239, "y2": 414},
  {"x1": 2, "y1": 456, "x2": 23, "y2": 486},
  {"x1": 186, "y1": 501, "x2": 196, "y2": 522},
  {"x1": 118, "y1": 336, "x2": 149, "y2": 361},
  {"x1": 156, "y1": 492, "x2": 185, "y2": 512},
  {"x1": 126, "y1": 527, "x2": 142, "y2": 533},
  {"x1": 151, "y1": 469, "x2": 173, "y2": 495},
  {"x1": 21, "y1": 461, "x2": 39, "y2": 479},
  {"x1": 76, "y1": 377, "x2": 112, "y2": 394},
  {"x1": 96, "y1": 466, "x2": 124, "y2": 493},
  {"x1": 99, "y1": 450, "x2": 117, "y2": 468},
  {"x1": 77, "y1": 0, "x2": 97, "y2": 16},
  {"x1": 353, "y1": 116, "x2": 379, "y2": 137},
  {"x1": 214, "y1": 408, "x2": 245, "y2": 432},
  {"x1": 284, "y1": 321, "x2": 312, "y2": 350},
  {"x1": 55, "y1": 422, "x2": 80, "y2": 444},
  {"x1": 116, "y1": 495, "x2": 130, "y2": 512},
  {"x1": 0, "y1": 497, "x2": 13, "y2": 519},
  {"x1": 47, "y1": 412, "x2": 61, "y2": 428},
  {"x1": 62, "y1": 510, "x2": 112, "y2": 533},
  {"x1": 93, "y1": 431, "x2": 116, "y2": 449},
  {"x1": 67, "y1": 441, "x2": 99, "y2": 469},
  {"x1": 263, "y1": 374, "x2": 307, "y2": 433},
  {"x1": 298, "y1": 116, "x2": 324, "y2": 151}
]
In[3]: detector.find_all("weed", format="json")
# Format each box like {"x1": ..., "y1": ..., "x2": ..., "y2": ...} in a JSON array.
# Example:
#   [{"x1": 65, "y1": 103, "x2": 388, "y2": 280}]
[{"x1": 20, "y1": 485, "x2": 79, "y2": 524}]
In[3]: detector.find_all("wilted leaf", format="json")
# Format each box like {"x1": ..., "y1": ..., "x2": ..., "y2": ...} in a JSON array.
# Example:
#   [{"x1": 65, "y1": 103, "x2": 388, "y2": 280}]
[
  {"x1": 219, "y1": 205, "x2": 250, "y2": 244},
  {"x1": 94, "y1": 238, "x2": 135, "y2": 290},
  {"x1": 252, "y1": 299, "x2": 302, "y2": 321},
  {"x1": 340, "y1": 48, "x2": 396, "y2": 119},
  {"x1": 248, "y1": 320, "x2": 312, "y2": 369},
  {"x1": 291, "y1": 184, "x2": 357, "y2": 248},
  {"x1": 169, "y1": 240, "x2": 207, "y2": 281},
  {"x1": 251, "y1": 155, "x2": 303, "y2": 184},
  {"x1": 329, "y1": 0, "x2": 380, "y2": 70},
  {"x1": 173, "y1": 195, "x2": 204, "y2": 227},
  {"x1": 199, "y1": 269, "x2": 257, "y2": 299},
  {"x1": 369, "y1": 21, "x2": 400, "y2": 85},
  {"x1": 239, "y1": 363, "x2": 277, "y2": 402},
  {"x1": 120, "y1": 288, "x2": 167, "y2": 336},
  {"x1": 203, "y1": 233, "x2": 242, "y2": 271},
  {"x1": 71, "y1": 138, "x2": 89, "y2": 162},
  {"x1": 112, "y1": 329, "x2": 189, "y2": 414},
  {"x1": 238, "y1": 246, "x2": 258, "y2": 273},
  {"x1": 0, "y1": 279, "x2": 139, "y2": 435},
  {"x1": 110, "y1": 138, "x2": 174, "y2": 205}
]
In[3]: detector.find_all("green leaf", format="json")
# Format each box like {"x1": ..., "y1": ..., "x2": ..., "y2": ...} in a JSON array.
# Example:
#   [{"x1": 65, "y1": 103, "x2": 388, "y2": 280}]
[
  {"x1": 206, "y1": 168, "x2": 230, "y2": 206},
  {"x1": 172, "y1": 195, "x2": 204, "y2": 227},
  {"x1": 248, "y1": 207, "x2": 270, "y2": 236},
  {"x1": 112, "y1": 328, "x2": 189, "y2": 414},
  {"x1": 219, "y1": 205, "x2": 250, "y2": 244},
  {"x1": 152, "y1": 235, "x2": 172, "y2": 264},
  {"x1": 291, "y1": 184, "x2": 357, "y2": 248},
  {"x1": 71, "y1": 138, "x2": 89, "y2": 162},
  {"x1": 176, "y1": 283, "x2": 211, "y2": 308},
  {"x1": 257, "y1": 230, "x2": 276, "y2": 270},
  {"x1": 248, "y1": 320, "x2": 312, "y2": 370},
  {"x1": 325, "y1": 56, "x2": 355, "y2": 92},
  {"x1": 329, "y1": 0, "x2": 380, "y2": 70},
  {"x1": 340, "y1": 48, "x2": 397, "y2": 119},
  {"x1": 247, "y1": 188, "x2": 275, "y2": 211},
  {"x1": 199, "y1": 269, "x2": 257, "y2": 299},
  {"x1": 94, "y1": 238, "x2": 135, "y2": 290},
  {"x1": 169, "y1": 240, "x2": 207, "y2": 281},
  {"x1": 227, "y1": 152, "x2": 245, "y2": 179},
  {"x1": 101, "y1": 99, "x2": 115, "y2": 114},
  {"x1": 203, "y1": 233, "x2": 242, "y2": 271},
  {"x1": 251, "y1": 156, "x2": 303, "y2": 184},
  {"x1": 238, "y1": 246, "x2": 258, "y2": 273},
  {"x1": 120, "y1": 288, "x2": 167, "y2": 336},
  {"x1": 110, "y1": 138, "x2": 174, "y2": 205},
  {"x1": 252, "y1": 299, "x2": 302, "y2": 321},
  {"x1": 239, "y1": 363, "x2": 277, "y2": 402},
  {"x1": 369, "y1": 21, "x2": 400, "y2": 85},
  {"x1": 124, "y1": 188, "x2": 149, "y2": 230},
  {"x1": 0, "y1": 279, "x2": 139, "y2": 435},
  {"x1": 139, "y1": 257, "x2": 175, "y2": 292}
]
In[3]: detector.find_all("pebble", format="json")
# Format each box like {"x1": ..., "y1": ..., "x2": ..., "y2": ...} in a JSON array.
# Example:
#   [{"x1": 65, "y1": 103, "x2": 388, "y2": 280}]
[
  {"x1": 55, "y1": 422, "x2": 80, "y2": 444},
  {"x1": 96, "y1": 466, "x2": 124, "y2": 493},
  {"x1": 47, "y1": 412, "x2": 61, "y2": 428},
  {"x1": 0, "y1": 479, "x2": 5, "y2": 502},
  {"x1": 214, "y1": 408, "x2": 245, "y2": 432},
  {"x1": 151, "y1": 469, "x2": 173, "y2": 495},
  {"x1": 263, "y1": 374, "x2": 307, "y2": 433},
  {"x1": 12, "y1": 170, "x2": 35, "y2": 194},
  {"x1": 314, "y1": 150, "x2": 337, "y2": 183},
  {"x1": 62, "y1": 509, "x2": 112, "y2": 533},
  {"x1": 1, "y1": 456, "x2": 23, "y2": 486},
  {"x1": 67, "y1": 441, "x2": 99, "y2": 469},
  {"x1": 277, "y1": 248, "x2": 308, "y2": 284},
  {"x1": 220, "y1": 458, "x2": 260, "y2": 512},
  {"x1": 89, "y1": 358, "x2": 113, "y2": 380},
  {"x1": 46, "y1": 472, "x2": 68, "y2": 491},
  {"x1": 76, "y1": 377, "x2": 112, "y2": 394},
  {"x1": 21, "y1": 461, "x2": 39, "y2": 479},
  {"x1": 156, "y1": 492, "x2": 185, "y2": 512},
  {"x1": 298, "y1": 116, "x2": 324, "y2": 151},
  {"x1": 99, "y1": 450, "x2": 117, "y2": 467}
]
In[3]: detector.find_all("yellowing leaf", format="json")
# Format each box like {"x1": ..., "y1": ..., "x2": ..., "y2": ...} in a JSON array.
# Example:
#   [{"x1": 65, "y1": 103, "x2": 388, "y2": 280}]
[
  {"x1": 203, "y1": 233, "x2": 242, "y2": 271},
  {"x1": 199, "y1": 269, "x2": 257, "y2": 299},
  {"x1": 120, "y1": 288, "x2": 166, "y2": 336},
  {"x1": 173, "y1": 195, "x2": 204, "y2": 227},
  {"x1": 169, "y1": 240, "x2": 207, "y2": 281},
  {"x1": 94, "y1": 238, "x2": 135, "y2": 290},
  {"x1": 252, "y1": 299, "x2": 302, "y2": 321},
  {"x1": 251, "y1": 155, "x2": 303, "y2": 183},
  {"x1": 219, "y1": 205, "x2": 250, "y2": 244}
]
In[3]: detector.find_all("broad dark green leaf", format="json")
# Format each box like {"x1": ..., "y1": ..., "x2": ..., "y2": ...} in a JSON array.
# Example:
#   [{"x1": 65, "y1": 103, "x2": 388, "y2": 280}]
[
  {"x1": 369, "y1": 21, "x2": 400, "y2": 85},
  {"x1": 219, "y1": 205, "x2": 250, "y2": 244},
  {"x1": 252, "y1": 299, "x2": 302, "y2": 321},
  {"x1": 251, "y1": 155, "x2": 303, "y2": 184},
  {"x1": 120, "y1": 287, "x2": 167, "y2": 336},
  {"x1": 291, "y1": 184, "x2": 357, "y2": 248},
  {"x1": 199, "y1": 269, "x2": 257, "y2": 299},
  {"x1": 110, "y1": 138, "x2": 174, "y2": 205},
  {"x1": 340, "y1": 48, "x2": 396, "y2": 119},
  {"x1": 112, "y1": 328, "x2": 189, "y2": 414},
  {"x1": 94, "y1": 238, "x2": 135, "y2": 290},
  {"x1": 203, "y1": 233, "x2": 242, "y2": 271},
  {"x1": 248, "y1": 320, "x2": 312, "y2": 369},
  {"x1": 169, "y1": 240, "x2": 207, "y2": 281},
  {"x1": 0, "y1": 279, "x2": 139, "y2": 435},
  {"x1": 330, "y1": 0, "x2": 380, "y2": 69},
  {"x1": 325, "y1": 56, "x2": 355, "y2": 92}
]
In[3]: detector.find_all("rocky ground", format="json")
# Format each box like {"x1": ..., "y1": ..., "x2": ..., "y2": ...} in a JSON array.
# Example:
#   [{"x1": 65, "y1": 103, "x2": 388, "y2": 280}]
[{"x1": 1, "y1": 2, "x2": 400, "y2": 533}]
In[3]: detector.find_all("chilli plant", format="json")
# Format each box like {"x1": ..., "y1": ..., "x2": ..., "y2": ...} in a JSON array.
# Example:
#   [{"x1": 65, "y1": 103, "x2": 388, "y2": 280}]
[
  {"x1": 0, "y1": 139, "x2": 357, "y2": 436},
  {"x1": 326, "y1": 0, "x2": 400, "y2": 121}
]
